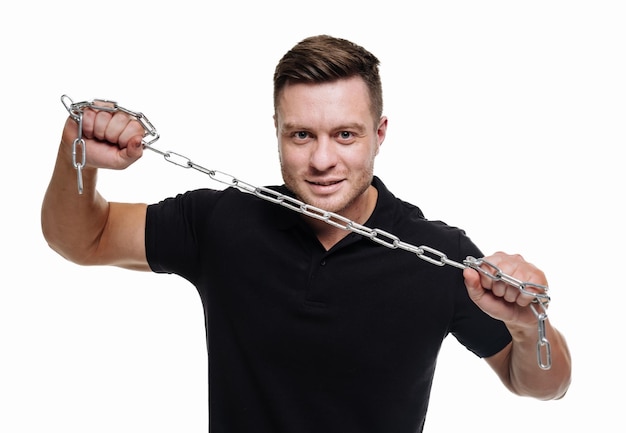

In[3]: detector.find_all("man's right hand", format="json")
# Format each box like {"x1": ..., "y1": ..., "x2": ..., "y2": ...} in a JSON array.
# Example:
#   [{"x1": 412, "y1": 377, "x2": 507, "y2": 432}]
[{"x1": 62, "y1": 104, "x2": 146, "y2": 170}]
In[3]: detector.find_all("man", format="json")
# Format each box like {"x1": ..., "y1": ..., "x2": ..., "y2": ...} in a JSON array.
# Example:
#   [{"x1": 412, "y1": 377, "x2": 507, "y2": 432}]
[{"x1": 42, "y1": 35, "x2": 571, "y2": 432}]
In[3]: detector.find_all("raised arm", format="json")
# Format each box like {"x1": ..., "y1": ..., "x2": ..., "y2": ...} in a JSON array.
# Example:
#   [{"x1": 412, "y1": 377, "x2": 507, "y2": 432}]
[
  {"x1": 41, "y1": 105, "x2": 150, "y2": 271},
  {"x1": 463, "y1": 252, "x2": 572, "y2": 400}
]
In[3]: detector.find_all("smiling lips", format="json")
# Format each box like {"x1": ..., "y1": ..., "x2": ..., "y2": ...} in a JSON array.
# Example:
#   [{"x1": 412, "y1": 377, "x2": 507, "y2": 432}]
[
  {"x1": 309, "y1": 179, "x2": 342, "y2": 186},
  {"x1": 307, "y1": 179, "x2": 344, "y2": 194}
]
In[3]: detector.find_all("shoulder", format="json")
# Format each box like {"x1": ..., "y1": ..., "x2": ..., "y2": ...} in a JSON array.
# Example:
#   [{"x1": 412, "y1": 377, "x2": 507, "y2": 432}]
[
  {"x1": 372, "y1": 177, "x2": 481, "y2": 260},
  {"x1": 146, "y1": 184, "x2": 294, "y2": 229},
  {"x1": 147, "y1": 186, "x2": 252, "y2": 215}
]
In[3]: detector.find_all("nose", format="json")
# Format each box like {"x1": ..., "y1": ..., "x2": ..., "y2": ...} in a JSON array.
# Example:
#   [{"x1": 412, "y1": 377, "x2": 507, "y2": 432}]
[{"x1": 309, "y1": 136, "x2": 338, "y2": 172}]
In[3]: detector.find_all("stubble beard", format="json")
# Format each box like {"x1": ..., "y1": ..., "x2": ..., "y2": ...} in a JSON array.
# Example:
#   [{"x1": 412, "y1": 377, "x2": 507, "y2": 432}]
[{"x1": 281, "y1": 167, "x2": 374, "y2": 218}]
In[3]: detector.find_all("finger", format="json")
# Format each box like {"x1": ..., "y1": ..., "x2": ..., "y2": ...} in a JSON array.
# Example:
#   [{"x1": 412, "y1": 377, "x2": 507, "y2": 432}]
[
  {"x1": 502, "y1": 284, "x2": 520, "y2": 303},
  {"x1": 92, "y1": 110, "x2": 114, "y2": 141},
  {"x1": 79, "y1": 109, "x2": 97, "y2": 139},
  {"x1": 122, "y1": 135, "x2": 144, "y2": 162},
  {"x1": 118, "y1": 119, "x2": 146, "y2": 148},
  {"x1": 104, "y1": 112, "x2": 134, "y2": 145},
  {"x1": 462, "y1": 267, "x2": 484, "y2": 302},
  {"x1": 484, "y1": 252, "x2": 548, "y2": 306},
  {"x1": 491, "y1": 280, "x2": 507, "y2": 298}
]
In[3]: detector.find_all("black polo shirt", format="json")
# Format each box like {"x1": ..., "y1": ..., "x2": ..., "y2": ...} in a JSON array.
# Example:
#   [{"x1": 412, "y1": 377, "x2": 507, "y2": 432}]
[{"x1": 146, "y1": 176, "x2": 512, "y2": 433}]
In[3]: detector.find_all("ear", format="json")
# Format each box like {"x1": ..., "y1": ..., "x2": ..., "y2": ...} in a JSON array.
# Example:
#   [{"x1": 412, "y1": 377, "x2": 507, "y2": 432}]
[{"x1": 376, "y1": 116, "x2": 388, "y2": 154}]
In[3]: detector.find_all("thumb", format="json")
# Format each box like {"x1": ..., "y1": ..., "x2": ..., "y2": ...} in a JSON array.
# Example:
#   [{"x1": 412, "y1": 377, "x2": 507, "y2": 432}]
[
  {"x1": 463, "y1": 267, "x2": 485, "y2": 303},
  {"x1": 121, "y1": 135, "x2": 145, "y2": 165}
]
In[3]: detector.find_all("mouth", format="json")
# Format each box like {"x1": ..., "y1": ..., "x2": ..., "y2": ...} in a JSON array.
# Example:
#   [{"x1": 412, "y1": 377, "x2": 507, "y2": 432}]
[
  {"x1": 308, "y1": 179, "x2": 342, "y2": 186},
  {"x1": 306, "y1": 178, "x2": 344, "y2": 194}
]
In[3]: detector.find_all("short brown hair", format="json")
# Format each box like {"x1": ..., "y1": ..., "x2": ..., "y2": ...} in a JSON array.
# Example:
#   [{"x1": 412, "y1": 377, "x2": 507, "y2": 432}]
[{"x1": 273, "y1": 35, "x2": 383, "y2": 121}]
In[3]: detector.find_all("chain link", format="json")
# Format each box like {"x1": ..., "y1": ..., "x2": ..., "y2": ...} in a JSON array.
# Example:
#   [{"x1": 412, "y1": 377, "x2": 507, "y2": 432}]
[{"x1": 60, "y1": 95, "x2": 553, "y2": 369}]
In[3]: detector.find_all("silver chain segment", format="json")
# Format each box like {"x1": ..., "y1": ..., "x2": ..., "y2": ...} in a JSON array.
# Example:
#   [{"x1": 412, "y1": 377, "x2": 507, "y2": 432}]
[{"x1": 60, "y1": 95, "x2": 552, "y2": 370}]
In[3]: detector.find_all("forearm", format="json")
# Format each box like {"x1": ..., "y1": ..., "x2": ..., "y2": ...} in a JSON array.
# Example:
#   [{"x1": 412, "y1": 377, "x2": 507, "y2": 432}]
[
  {"x1": 505, "y1": 319, "x2": 572, "y2": 400},
  {"x1": 41, "y1": 143, "x2": 109, "y2": 265}
]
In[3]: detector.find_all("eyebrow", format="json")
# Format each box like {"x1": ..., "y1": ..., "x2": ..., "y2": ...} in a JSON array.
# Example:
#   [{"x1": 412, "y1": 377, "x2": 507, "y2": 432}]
[{"x1": 280, "y1": 121, "x2": 368, "y2": 134}]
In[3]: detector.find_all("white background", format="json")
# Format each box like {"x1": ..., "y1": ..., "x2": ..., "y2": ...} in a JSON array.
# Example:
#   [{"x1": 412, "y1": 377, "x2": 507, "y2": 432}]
[{"x1": 1, "y1": 1, "x2": 624, "y2": 431}]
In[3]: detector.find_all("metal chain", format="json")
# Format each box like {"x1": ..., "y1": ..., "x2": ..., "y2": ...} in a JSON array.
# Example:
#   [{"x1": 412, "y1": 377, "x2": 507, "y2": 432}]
[{"x1": 60, "y1": 95, "x2": 553, "y2": 370}]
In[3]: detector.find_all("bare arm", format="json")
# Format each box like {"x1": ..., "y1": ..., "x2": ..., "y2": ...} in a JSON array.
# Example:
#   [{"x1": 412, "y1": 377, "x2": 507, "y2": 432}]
[
  {"x1": 41, "y1": 108, "x2": 150, "y2": 271},
  {"x1": 463, "y1": 252, "x2": 572, "y2": 400}
]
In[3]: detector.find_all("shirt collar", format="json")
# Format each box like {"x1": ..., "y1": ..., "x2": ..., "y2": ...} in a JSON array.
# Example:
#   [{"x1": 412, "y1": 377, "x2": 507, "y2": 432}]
[{"x1": 268, "y1": 176, "x2": 407, "y2": 233}]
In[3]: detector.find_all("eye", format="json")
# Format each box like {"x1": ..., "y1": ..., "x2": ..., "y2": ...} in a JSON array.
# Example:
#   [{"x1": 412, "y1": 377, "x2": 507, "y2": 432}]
[
  {"x1": 337, "y1": 131, "x2": 355, "y2": 143},
  {"x1": 290, "y1": 131, "x2": 312, "y2": 144}
]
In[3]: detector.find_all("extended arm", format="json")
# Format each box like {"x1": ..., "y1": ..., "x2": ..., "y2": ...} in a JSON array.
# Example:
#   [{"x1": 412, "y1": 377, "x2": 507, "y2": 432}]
[
  {"x1": 464, "y1": 252, "x2": 572, "y2": 400},
  {"x1": 41, "y1": 108, "x2": 150, "y2": 271}
]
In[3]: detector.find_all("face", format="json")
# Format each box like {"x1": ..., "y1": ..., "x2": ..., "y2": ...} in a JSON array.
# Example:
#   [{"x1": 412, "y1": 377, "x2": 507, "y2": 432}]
[{"x1": 274, "y1": 76, "x2": 387, "y2": 221}]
